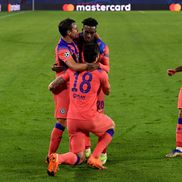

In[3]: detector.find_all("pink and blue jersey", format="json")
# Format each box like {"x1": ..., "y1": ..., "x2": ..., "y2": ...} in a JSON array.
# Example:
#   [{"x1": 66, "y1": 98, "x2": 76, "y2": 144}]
[
  {"x1": 61, "y1": 68, "x2": 110, "y2": 120},
  {"x1": 55, "y1": 38, "x2": 79, "y2": 77},
  {"x1": 54, "y1": 38, "x2": 79, "y2": 118}
]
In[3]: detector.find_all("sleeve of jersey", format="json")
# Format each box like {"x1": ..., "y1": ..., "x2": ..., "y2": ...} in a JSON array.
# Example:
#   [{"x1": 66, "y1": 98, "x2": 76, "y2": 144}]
[
  {"x1": 99, "y1": 46, "x2": 110, "y2": 73},
  {"x1": 97, "y1": 40, "x2": 110, "y2": 73},
  {"x1": 100, "y1": 71, "x2": 110, "y2": 94},
  {"x1": 57, "y1": 48, "x2": 72, "y2": 63}
]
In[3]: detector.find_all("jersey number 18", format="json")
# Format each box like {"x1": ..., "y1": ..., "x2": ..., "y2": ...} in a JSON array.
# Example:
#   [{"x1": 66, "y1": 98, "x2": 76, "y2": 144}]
[{"x1": 72, "y1": 72, "x2": 92, "y2": 94}]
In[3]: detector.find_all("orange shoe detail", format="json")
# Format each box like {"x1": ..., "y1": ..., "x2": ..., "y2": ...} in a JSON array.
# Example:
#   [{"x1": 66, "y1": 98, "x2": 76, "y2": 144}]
[
  {"x1": 47, "y1": 153, "x2": 59, "y2": 176},
  {"x1": 87, "y1": 156, "x2": 106, "y2": 170}
]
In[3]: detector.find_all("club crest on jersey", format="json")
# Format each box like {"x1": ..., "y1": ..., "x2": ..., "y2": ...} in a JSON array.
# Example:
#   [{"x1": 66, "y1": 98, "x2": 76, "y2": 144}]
[
  {"x1": 60, "y1": 108, "x2": 65, "y2": 114},
  {"x1": 64, "y1": 52, "x2": 70, "y2": 58}
]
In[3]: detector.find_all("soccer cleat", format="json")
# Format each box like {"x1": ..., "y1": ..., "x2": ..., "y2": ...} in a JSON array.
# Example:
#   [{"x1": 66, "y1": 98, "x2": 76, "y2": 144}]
[
  {"x1": 99, "y1": 153, "x2": 107, "y2": 165},
  {"x1": 87, "y1": 156, "x2": 106, "y2": 170},
  {"x1": 165, "y1": 149, "x2": 182, "y2": 158},
  {"x1": 47, "y1": 153, "x2": 59, "y2": 176},
  {"x1": 85, "y1": 148, "x2": 91, "y2": 158},
  {"x1": 45, "y1": 156, "x2": 49, "y2": 164}
]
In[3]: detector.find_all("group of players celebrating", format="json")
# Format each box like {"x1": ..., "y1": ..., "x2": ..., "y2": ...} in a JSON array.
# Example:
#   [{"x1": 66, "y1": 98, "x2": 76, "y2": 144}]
[
  {"x1": 44, "y1": 17, "x2": 182, "y2": 176},
  {"x1": 46, "y1": 17, "x2": 115, "y2": 176}
]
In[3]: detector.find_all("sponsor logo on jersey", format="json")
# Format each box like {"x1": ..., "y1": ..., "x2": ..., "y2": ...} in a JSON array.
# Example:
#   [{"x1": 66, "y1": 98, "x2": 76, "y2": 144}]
[{"x1": 60, "y1": 108, "x2": 66, "y2": 114}]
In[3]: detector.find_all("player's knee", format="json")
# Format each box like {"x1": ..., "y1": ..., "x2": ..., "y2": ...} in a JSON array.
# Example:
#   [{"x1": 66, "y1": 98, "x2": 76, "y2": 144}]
[
  {"x1": 75, "y1": 152, "x2": 85, "y2": 165},
  {"x1": 106, "y1": 128, "x2": 115, "y2": 137}
]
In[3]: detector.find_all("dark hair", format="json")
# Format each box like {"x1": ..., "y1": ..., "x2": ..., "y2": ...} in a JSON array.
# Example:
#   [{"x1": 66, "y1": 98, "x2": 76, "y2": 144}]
[
  {"x1": 83, "y1": 43, "x2": 99, "y2": 63},
  {"x1": 58, "y1": 18, "x2": 75, "y2": 37},
  {"x1": 82, "y1": 17, "x2": 98, "y2": 27}
]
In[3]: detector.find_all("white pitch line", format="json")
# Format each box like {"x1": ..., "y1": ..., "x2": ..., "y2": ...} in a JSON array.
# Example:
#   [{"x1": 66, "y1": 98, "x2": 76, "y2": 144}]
[
  {"x1": 0, "y1": 11, "x2": 28, "y2": 20},
  {"x1": 138, "y1": 11, "x2": 145, "y2": 13}
]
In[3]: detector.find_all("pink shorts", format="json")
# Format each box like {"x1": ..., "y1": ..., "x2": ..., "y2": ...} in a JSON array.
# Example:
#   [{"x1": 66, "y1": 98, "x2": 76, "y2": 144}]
[
  {"x1": 53, "y1": 72, "x2": 69, "y2": 119},
  {"x1": 178, "y1": 87, "x2": 182, "y2": 109},
  {"x1": 67, "y1": 113, "x2": 114, "y2": 153}
]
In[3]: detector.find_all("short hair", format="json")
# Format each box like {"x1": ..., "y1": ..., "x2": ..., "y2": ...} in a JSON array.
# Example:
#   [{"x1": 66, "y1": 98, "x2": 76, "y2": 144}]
[
  {"x1": 58, "y1": 18, "x2": 75, "y2": 37},
  {"x1": 83, "y1": 43, "x2": 99, "y2": 63},
  {"x1": 82, "y1": 17, "x2": 98, "y2": 27}
]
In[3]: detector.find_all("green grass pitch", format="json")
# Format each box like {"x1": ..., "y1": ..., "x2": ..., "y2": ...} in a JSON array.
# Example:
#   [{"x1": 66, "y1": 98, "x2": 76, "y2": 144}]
[{"x1": 1, "y1": 10, "x2": 182, "y2": 182}]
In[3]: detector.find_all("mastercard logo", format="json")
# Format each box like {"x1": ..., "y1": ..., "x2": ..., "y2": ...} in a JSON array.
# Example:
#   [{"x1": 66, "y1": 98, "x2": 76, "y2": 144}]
[
  {"x1": 169, "y1": 3, "x2": 181, "y2": 11},
  {"x1": 62, "y1": 4, "x2": 75, "y2": 11}
]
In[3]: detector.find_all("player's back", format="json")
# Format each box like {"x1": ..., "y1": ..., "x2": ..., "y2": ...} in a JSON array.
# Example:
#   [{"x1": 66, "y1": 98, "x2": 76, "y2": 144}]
[{"x1": 67, "y1": 68, "x2": 109, "y2": 120}]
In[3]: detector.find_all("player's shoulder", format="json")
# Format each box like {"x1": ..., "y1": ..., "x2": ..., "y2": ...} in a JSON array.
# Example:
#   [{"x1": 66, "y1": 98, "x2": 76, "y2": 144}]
[
  {"x1": 96, "y1": 38, "x2": 109, "y2": 54},
  {"x1": 57, "y1": 42, "x2": 71, "y2": 57},
  {"x1": 57, "y1": 44, "x2": 69, "y2": 52},
  {"x1": 94, "y1": 68, "x2": 107, "y2": 77},
  {"x1": 57, "y1": 39, "x2": 70, "y2": 51},
  {"x1": 96, "y1": 38, "x2": 107, "y2": 47}
]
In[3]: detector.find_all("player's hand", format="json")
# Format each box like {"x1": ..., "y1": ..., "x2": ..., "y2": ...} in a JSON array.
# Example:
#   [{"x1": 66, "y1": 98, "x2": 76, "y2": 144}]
[
  {"x1": 167, "y1": 69, "x2": 176, "y2": 76},
  {"x1": 48, "y1": 77, "x2": 66, "y2": 95},
  {"x1": 52, "y1": 64, "x2": 64, "y2": 73},
  {"x1": 48, "y1": 82, "x2": 61, "y2": 95},
  {"x1": 48, "y1": 81, "x2": 56, "y2": 92},
  {"x1": 87, "y1": 63, "x2": 99, "y2": 71}
]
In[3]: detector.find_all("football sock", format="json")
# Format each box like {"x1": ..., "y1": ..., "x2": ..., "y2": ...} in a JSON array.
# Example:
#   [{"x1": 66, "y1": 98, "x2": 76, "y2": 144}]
[
  {"x1": 176, "y1": 147, "x2": 182, "y2": 152},
  {"x1": 92, "y1": 129, "x2": 114, "y2": 158},
  {"x1": 85, "y1": 134, "x2": 91, "y2": 149},
  {"x1": 176, "y1": 118, "x2": 182, "y2": 148},
  {"x1": 98, "y1": 136, "x2": 107, "y2": 154},
  {"x1": 48, "y1": 122, "x2": 65, "y2": 156},
  {"x1": 58, "y1": 152, "x2": 80, "y2": 165}
]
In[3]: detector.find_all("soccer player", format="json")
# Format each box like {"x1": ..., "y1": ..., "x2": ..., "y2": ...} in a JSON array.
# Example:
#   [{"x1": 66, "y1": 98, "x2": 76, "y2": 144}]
[
  {"x1": 47, "y1": 18, "x2": 98, "y2": 162},
  {"x1": 47, "y1": 43, "x2": 115, "y2": 176},
  {"x1": 77, "y1": 17, "x2": 110, "y2": 73},
  {"x1": 76, "y1": 17, "x2": 110, "y2": 162},
  {"x1": 166, "y1": 66, "x2": 182, "y2": 157}
]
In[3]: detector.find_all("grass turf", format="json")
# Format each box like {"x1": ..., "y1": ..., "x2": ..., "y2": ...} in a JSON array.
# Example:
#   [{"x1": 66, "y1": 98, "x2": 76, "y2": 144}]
[{"x1": 1, "y1": 10, "x2": 182, "y2": 182}]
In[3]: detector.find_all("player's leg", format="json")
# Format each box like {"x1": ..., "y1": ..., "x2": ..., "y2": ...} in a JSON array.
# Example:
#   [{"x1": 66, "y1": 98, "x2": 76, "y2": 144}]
[
  {"x1": 47, "y1": 151, "x2": 83, "y2": 176},
  {"x1": 88, "y1": 114, "x2": 115, "y2": 169},
  {"x1": 47, "y1": 89, "x2": 69, "y2": 161},
  {"x1": 84, "y1": 91, "x2": 106, "y2": 159},
  {"x1": 175, "y1": 108, "x2": 182, "y2": 154},
  {"x1": 98, "y1": 136, "x2": 107, "y2": 164},
  {"x1": 97, "y1": 90, "x2": 108, "y2": 163},
  {"x1": 68, "y1": 119, "x2": 87, "y2": 162},
  {"x1": 166, "y1": 88, "x2": 182, "y2": 157},
  {"x1": 47, "y1": 118, "x2": 66, "y2": 161},
  {"x1": 48, "y1": 121, "x2": 86, "y2": 176}
]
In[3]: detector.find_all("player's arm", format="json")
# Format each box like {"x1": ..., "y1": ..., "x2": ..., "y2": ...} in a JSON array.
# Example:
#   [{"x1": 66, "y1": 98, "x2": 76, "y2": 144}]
[
  {"x1": 52, "y1": 63, "x2": 64, "y2": 73},
  {"x1": 58, "y1": 49, "x2": 99, "y2": 71},
  {"x1": 167, "y1": 66, "x2": 182, "y2": 76},
  {"x1": 96, "y1": 38, "x2": 110, "y2": 73},
  {"x1": 99, "y1": 45, "x2": 110, "y2": 73},
  {"x1": 100, "y1": 72, "x2": 110, "y2": 95},
  {"x1": 48, "y1": 71, "x2": 69, "y2": 94},
  {"x1": 65, "y1": 59, "x2": 99, "y2": 71}
]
